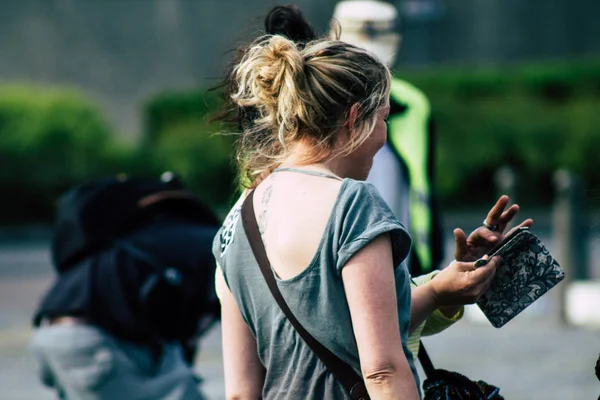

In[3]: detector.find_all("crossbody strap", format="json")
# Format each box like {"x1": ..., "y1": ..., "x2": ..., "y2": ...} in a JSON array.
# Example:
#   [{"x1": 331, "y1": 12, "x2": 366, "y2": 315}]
[
  {"x1": 241, "y1": 190, "x2": 369, "y2": 400},
  {"x1": 418, "y1": 341, "x2": 436, "y2": 378}
]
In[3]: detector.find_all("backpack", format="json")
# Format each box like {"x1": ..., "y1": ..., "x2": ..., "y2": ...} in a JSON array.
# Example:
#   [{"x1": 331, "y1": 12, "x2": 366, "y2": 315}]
[
  {"x1": 50, "y1": 173, "x2": 221, "y2": 345},
  {"x1": 52, "y1": 173, "x2": 220, "y2": 272}
]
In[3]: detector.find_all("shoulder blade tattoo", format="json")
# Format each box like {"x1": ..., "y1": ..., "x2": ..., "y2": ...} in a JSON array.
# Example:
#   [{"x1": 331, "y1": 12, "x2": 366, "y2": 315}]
[{"x1": 258, "y1": 184, "x2": 273, "y2": 235}]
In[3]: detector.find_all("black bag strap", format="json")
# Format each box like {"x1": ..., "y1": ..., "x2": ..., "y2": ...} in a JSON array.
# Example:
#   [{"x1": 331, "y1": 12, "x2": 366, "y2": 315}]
[
  {"x1": 241, "y1": 190, "x2": 369, "y2": 400},
  {"x1": 116, "y1": 240, "x2": 183, "y2": 303},
  {"x1": 418, "y1": 341, "x2": 437, "y2": 378}
]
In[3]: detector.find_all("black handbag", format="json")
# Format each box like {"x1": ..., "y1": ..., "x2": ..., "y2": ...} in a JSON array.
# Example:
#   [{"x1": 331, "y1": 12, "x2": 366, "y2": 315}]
[{"x1": 419, "y1": 343, "x2": 504, "y2": 400}]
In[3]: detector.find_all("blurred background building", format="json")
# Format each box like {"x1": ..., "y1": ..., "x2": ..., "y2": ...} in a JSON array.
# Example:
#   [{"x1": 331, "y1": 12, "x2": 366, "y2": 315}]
[{"x1": 1, "y1": 0, "x2": 599, "y2": 134}]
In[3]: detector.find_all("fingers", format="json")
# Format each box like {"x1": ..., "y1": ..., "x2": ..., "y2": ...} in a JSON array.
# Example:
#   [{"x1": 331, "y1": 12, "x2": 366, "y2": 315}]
[
  {"x1": 462, "y1": 226, "x2": 500, "y2": 262},
  {"x1": 478, "y1": 255, "x2": 501, "y2": 272},
  {"x1": 468, "y1": 226, "x2": 500, "y2": 247},
  {"x1": 458, "y1": 254, "x2": 495, "y2": 272},
  {"x1": 473, "y1": 255, "x2": 501, "y2": 292},
  {"x1": 449, "y1": 257, "x2": 499, "y2": 304},
  {"x1": 496, "y1": 204, "x2": 520, "y2": 232},
  {"x1": 486, "y1": 197, "x2": 532, "y2": 235},
  {"x1": 505, "y1": 219, "x2": 534, "y2": 236},
  {"x1": 473, "y1": 254, "x2": 490, "y2": 269},
  {"x1": 453, "y1": 228, "x2": 468, "y2": 261},
  {"x1": 484, "y1": 195, "x2": 509, "y2": 228},
  {"x1": 472, "y1": 255, "x2": 500, "y2": 282}
]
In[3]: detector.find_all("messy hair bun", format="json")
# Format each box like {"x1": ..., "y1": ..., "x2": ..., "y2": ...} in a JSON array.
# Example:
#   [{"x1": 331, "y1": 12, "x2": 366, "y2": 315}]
[
  {"x1": 212, "y1": 6, "x2": 390, "y2": 187},
  {"x1": 211, "y1": 5, "x2": 317, "y2": 143},
  {"x1": 264, "y1": 5, "x2": 317, "y2": 45},
  {"x1": 230, "y1": 33, "x2": 390, "y2": 186},
  {"x1": 231, "y1": 36, "x2": 305, "y2": 146}
]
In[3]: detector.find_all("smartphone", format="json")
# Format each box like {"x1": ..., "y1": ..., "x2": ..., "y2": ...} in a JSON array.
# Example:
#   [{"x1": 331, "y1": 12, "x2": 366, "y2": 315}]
[{"x1": 474, "y1": 226, "x2": 530, "y2": 268}]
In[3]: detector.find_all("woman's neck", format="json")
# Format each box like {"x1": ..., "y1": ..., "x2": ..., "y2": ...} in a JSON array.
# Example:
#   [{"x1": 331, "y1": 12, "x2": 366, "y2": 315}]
[{"x1": 281, "y1": 144, "x2": 348, "y2": 178}]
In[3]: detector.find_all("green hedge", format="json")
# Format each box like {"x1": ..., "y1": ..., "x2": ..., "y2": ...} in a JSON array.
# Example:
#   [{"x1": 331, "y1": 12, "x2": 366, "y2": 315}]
[
  {"x1": 147, "y1": 120, "x2": 236, "y2": 210},
  {"x1": 141, "y1": 89, "x2": 237, "y2": 213},
  {"x1": 0, "y1": 86, "x2": 136, "y2": 224},
  {"x1": 142, "y1": 89, "x2": 223, "y2": 145},
  {"x1": 0, "y1": 85, "x2": 235, "y2": 225},
  {"x1": 400, "y1": 59, "x2": 600, "y2": 207},
  {"x1": 142, "y1": 60, "x2": 600, "y2": 209},
  {"x1": 4, "y1": 59, "x2": 600, "y2": 225}
]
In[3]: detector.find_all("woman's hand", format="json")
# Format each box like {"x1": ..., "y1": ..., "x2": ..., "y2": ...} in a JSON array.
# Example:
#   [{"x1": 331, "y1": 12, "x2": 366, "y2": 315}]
[
  {"x1": 454, "y1": 195, "x2": 533, "y2": 262},
  {"x1": 428, "y1": 256, "x2": 501, "y2": 306}
]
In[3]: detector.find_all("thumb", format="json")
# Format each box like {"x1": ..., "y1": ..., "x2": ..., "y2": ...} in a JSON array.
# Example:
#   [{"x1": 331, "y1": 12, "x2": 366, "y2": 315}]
[
  {"x1": 453, "y1": 228, "x2": 468, "y2": 260},
  {"x1": 471, "y1": 255, "x2": 499, "y2": 281}
]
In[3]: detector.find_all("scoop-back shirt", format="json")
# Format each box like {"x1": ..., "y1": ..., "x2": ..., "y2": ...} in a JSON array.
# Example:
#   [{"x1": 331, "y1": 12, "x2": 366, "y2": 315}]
[{"x1": 212, "y1": 178, "x2": 419, "y2": 399}]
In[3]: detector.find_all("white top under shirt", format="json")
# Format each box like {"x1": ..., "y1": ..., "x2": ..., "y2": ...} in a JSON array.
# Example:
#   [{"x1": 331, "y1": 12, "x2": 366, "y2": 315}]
[
  {"x1": 367, "y1": 142, "x2": 410, "y2": 226},
  {"x1": 367, "y1": 142, "x2": 412, "y2": 267}
]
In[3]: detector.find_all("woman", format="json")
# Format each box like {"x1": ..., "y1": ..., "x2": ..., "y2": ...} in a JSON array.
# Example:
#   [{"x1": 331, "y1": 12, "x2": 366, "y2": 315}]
[
  {"x1": 217, "y1": 6, "x2": 532, "y2": 362},
  {"x1": 212, "y1": 28, "x2": 529, "y2": 400}
]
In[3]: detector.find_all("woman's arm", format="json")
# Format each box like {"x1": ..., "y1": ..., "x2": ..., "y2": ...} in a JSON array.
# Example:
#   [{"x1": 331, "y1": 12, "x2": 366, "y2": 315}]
[
  {"x1": 216, "y1": 266, "x2": 266, "y2": 400},
  {"x1": 409, "y1": 256, "x2": 500, "y2": 333},
  {"x1": 408, "y1": 283, "x2": 440, "y2": 334},
  {"x1": 342, "y1": 233, "x2": 420, "y2": 400}
]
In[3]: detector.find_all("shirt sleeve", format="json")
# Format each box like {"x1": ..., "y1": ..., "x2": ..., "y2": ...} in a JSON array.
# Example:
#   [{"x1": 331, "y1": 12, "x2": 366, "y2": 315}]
[
  {"x1": 334, "y1": 181, "x2": 412, "y2": 275},
  {"x1": 212, "y1": 191, "x2": 248, "y2": 300},
  {"x1": 413, "y1": 271, "x2": 464, "y2": 336},
  {"x1": 422, "y1": 306, "x2": 464, "y2": 336},
  {"x1": 406, "y1": 271, "x2": 465, "y2": 359}
]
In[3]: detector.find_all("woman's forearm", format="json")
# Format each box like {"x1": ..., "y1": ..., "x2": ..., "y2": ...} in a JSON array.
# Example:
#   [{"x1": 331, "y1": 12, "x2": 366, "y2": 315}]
[
  {"x1": 409, "y1": 283, "x2": 439, "y2": 334},
  {"x1": 363, "y1": 362, "x2": 421, "y2": 400}
]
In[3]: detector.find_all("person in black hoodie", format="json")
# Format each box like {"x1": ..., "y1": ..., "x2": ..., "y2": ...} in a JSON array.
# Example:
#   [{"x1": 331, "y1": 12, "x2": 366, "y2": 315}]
[{"x1": 31, "y1": 175, "x2": 220, "y2": 400}]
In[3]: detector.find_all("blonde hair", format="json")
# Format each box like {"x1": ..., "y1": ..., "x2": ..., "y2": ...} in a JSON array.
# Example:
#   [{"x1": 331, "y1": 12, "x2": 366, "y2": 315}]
[{"x1": 229, "y1": 34, "x2": 391, "y2": 187}]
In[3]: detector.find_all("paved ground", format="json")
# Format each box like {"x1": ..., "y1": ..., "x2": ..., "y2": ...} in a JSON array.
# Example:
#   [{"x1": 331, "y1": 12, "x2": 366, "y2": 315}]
[{"x1": 1, "y1": 233, "x2": 599, "y2": 400}]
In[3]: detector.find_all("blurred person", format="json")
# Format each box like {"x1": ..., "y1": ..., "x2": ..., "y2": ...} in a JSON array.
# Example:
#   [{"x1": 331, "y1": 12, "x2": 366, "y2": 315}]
[
  {"x1": 333, "y1": 0, "x2": 444, "y2": 279},
  {"x1": 31, "y1": 174, "x2": 221, "y2": 400},
  {"x1": 212, "y1": 21, "x2": 530, "y2": 399}
]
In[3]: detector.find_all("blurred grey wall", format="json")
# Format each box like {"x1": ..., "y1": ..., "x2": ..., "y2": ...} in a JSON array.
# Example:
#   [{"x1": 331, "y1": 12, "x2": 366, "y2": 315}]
[
  {"x1": 1, "y1": 0, "x2": 598, "y2": 135},
  {"x1": 0, "y1": 0, "x2": 337, "y2": 135},
  {"x1": 397, "y1": 0, "x2": 600, "y2": 66}
]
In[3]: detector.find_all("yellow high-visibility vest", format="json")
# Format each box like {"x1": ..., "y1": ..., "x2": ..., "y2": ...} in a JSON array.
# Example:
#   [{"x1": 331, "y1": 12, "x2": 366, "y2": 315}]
[{"x1": 387, "y1": 77, "x2": 434, "y2": 273}]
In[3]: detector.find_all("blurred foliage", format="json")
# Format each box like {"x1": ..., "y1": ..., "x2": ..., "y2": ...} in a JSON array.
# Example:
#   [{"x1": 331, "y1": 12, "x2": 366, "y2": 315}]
[
  {"x1": 399, "y1": 59, "x2": 600, "y2": 208},
  {"x1": 0, "y1": 85, "x2": 235, "y2": 224},
  {"x1": 141, "y1": 89, "x2": 237, "y2": 213},
  {"x1": 146, "y1": 121, "x2": 236, "y2": 211},
  {"x1": 142, "y1": 89, "x2": 223, "y2": 145},
  {"x1": 3, "y1": 59, "x2": 600, "y2": 224},
  {"x1": 0, "y1": 85, "x2": 137, "y2": 224}
]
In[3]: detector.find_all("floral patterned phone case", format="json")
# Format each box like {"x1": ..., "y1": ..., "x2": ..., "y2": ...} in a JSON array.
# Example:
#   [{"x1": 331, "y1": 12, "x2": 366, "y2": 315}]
[{"x1": 476, "y1": 227, "x2": 565, "y2": 328}]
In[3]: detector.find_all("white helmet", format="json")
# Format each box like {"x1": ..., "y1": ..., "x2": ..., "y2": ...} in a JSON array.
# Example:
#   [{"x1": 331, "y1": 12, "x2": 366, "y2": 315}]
[{"x1": 332, "y1": 0, "x2": 401, "y2": 67}]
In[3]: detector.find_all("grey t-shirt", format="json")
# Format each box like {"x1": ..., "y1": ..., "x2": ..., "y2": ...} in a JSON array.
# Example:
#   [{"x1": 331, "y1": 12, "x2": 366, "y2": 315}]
[{"x1": 213, "y1": 179, "x2": 419, "y2": 399}]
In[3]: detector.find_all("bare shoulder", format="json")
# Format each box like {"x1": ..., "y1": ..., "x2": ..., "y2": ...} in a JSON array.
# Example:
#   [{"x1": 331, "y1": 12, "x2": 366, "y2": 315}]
[
  {"x1": 254, "y1": 173, "x2": 345, "y2": 214},
  {"x1": 253, "y1": 174, "x2": 346, "y2": 279}
]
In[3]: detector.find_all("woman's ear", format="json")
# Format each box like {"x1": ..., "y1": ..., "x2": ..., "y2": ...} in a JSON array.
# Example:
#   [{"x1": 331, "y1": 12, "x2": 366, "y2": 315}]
[
  {"x1": 346, "y1": 102, "x2": 361, "y2": 139},
  {"x1": 336, "y1": 103, "x2": 361, "y2": 148}
]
